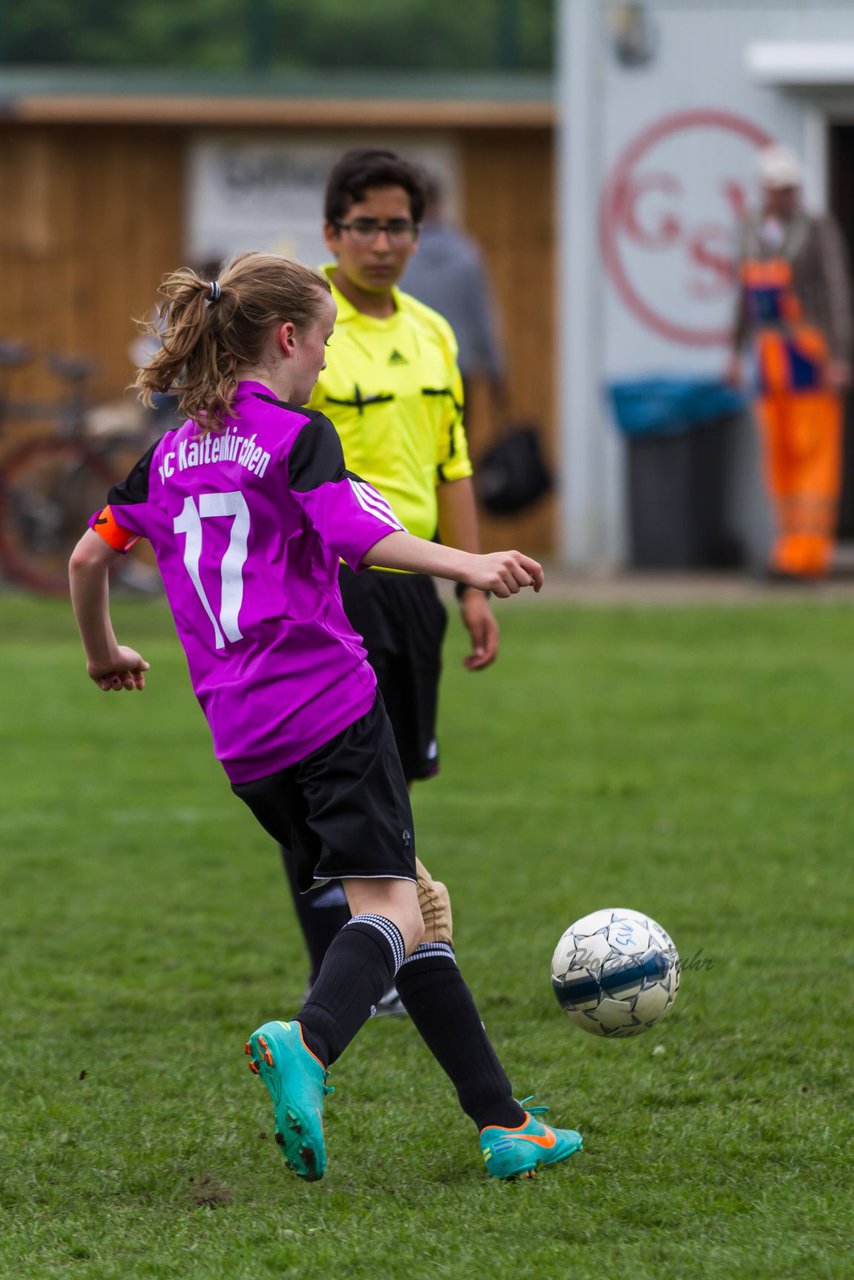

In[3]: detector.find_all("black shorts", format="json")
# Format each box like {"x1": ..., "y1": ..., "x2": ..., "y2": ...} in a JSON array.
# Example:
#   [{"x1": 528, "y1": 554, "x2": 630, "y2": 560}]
[
  {"x1": 338, "y1": 565, "x2": 447, "y2": 782},
  {"x1": 231, "y1": 698, "x2": 417, "y2": 894}
]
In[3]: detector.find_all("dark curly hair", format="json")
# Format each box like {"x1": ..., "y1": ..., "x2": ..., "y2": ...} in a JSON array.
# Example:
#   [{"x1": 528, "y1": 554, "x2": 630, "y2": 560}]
[{"x1": 324, "y1": 148, "x2": 427, "y2": 226}]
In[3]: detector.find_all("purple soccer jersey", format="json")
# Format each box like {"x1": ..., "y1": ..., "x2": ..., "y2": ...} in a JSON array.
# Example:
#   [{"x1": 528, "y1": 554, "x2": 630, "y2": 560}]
[{"x1": 90, "y1": 382, "x2": 404, "y2": 782}]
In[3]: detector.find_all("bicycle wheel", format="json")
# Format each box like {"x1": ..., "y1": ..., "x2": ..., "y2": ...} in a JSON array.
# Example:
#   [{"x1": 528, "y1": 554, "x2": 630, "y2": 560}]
[
  {"x1": 88, "y1": 429, "x2": 163, "y2": 594},
  {"x1": 0, "y1": 437, "x2": 117, "y2": 596}
]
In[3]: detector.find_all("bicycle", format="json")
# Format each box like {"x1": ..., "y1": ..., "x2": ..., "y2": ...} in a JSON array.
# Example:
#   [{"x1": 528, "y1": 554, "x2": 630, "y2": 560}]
[{"x1": 0, "y1": 342, "x2": 164, "y2": 596}]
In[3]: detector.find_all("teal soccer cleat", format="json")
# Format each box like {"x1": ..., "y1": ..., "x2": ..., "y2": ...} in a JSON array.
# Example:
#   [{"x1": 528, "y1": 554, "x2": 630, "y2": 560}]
[
  {"x1": 245, "y1": 1020, "x2": 332, "y2": 1181},
  {"x1": 480, "y1": 1098, "x2": 582, "y2": 1180}
]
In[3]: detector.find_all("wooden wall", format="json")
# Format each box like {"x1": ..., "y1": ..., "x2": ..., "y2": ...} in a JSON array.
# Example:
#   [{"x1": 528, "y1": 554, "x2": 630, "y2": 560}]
[
  {"x1": 0, "y1": 126, "x2": 184, "y2": 413},
  {"x1": 0, "y1": 121, "x2": 555, "y2": 551},
  {"x1": 460, "y1": 128, "x2": 555, "y2": 556}
]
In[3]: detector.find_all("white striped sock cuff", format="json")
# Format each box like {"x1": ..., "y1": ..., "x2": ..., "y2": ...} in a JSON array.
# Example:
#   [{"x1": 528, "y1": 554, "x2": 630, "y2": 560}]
[
  {"x1": 399, "y1": 941, "x2": 456, "y2": 969},
  {"x1": 346, "y1": 913, "x2": 406, "y2": 974}
]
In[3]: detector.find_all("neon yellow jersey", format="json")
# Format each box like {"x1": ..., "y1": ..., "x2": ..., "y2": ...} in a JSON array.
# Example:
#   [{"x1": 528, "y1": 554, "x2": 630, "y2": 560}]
[{"x1": 308, "y1": 267, "x2": 472, "y2": 542}]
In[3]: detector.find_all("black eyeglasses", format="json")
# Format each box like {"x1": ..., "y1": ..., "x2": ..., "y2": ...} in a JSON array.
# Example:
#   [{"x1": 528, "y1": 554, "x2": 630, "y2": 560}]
[{"x1": 333, "y1": 217, "x2": 420, "y2": 246}]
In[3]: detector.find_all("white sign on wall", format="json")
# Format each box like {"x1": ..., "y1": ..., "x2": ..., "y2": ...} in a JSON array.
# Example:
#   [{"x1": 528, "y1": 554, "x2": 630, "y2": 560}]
[
  {"x1": 598, "y1": 8, "x2": 807, "y2": 381},
  {"x1": 186, "y1": 134, "x2": 460, "y2": 270},
  {"x1": 600, "y1": 108, "x2": 773, "y2": 356}
]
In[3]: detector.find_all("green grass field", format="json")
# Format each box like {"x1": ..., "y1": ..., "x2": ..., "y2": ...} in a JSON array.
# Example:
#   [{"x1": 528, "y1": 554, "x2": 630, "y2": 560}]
[{"x1": 1, "y1": 590, "x2": 852, "y2": 1280}]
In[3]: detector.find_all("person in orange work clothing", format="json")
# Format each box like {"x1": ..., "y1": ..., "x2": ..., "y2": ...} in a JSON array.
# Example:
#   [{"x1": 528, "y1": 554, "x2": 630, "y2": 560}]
[{"x1": 725, "y1": 144, "x2": 853, "y2": 579}]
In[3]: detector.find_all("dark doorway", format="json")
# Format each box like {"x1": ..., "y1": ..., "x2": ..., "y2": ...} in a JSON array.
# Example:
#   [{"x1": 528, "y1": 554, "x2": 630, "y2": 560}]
[{"x1": 828, "y1": 124, "x2": 854, "y2": 538}]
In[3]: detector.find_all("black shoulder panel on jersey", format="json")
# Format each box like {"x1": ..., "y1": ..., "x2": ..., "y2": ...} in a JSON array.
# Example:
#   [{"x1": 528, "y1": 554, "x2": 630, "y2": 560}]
[
  {"x1": 288, "y1": 413, "x2": 347, "y2": 493},
  {"x1": 252, "y1": 392, "x2": 311, "y2": 414},
  {"x1": 106, "y1": 438, "x2": 160, "y2": 507},
  {"x1": 253, "y1": 391, "x2": 334, "y2": 424}
]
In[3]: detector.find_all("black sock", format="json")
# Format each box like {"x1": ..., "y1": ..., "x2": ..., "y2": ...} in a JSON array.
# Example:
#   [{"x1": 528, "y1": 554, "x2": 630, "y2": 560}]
[
  {"x1": 395, "y1": 943, "x2": 525, "y2": 1131},
  {"x1": 297, "y1": 914, "x2": 404, "y2": 1067},
  {"x1": 280, "y1": 845, "x2": 351, "y2": 984}
]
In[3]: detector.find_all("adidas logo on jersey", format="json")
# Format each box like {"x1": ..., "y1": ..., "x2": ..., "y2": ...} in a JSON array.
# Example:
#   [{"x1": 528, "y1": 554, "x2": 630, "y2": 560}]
[{"x1": 388, "y1": 349, "x2": 409, "y2": 365}]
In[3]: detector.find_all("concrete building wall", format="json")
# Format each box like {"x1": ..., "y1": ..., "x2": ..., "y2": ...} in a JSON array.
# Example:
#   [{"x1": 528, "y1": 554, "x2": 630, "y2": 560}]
[{"x1": 560, "y1": 0, "x2": 854, "y2": 569}]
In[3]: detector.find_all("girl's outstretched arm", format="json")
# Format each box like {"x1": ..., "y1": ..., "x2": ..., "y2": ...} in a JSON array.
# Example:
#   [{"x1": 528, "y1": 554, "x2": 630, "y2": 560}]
[{"x1": 361, "y1": 531, "x2": 543, "y2": 598}]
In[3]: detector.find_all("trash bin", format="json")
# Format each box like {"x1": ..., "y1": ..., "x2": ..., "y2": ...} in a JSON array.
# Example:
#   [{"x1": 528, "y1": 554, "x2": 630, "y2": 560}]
[{"x1": 609, "y1": 377, "x2": 745, "y2": 570}]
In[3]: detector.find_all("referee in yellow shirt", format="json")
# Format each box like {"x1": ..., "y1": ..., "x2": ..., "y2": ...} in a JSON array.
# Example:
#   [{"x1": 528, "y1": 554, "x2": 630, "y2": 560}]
[{"x1": 281, "y1": 148, "x2": 499, "y2": 1008}]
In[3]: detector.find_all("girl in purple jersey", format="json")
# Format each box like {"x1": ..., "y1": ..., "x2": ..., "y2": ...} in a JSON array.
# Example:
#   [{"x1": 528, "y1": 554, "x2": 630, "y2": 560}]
[{"x1": 69, "y1": 252, "x2": 582, "y2": 1183}]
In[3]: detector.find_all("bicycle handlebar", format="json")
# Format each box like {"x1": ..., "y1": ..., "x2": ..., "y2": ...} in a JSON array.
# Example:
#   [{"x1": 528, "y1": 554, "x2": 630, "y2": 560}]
[
  {"x1": 48, "y1": 354, "x2": 101, "y2": 382},
  {"x1": 0, "y1": 341, "x2": 32, "y2": 367}
]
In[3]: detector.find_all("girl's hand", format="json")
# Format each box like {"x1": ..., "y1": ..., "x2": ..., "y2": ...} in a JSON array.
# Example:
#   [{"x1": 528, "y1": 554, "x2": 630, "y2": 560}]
[
  {"x1": 87, "y1": 648, "x2": 150, "y2": 692},
  {"x1": 467, "y1": 551, "x2": 543, "y2": 598}
]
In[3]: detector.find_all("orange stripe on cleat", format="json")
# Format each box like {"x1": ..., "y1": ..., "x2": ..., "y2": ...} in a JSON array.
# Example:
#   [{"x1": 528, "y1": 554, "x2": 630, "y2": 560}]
[
  {"x1": 244, "y1": 1042, "x2": 252, "y2": 1056},
  {"x1": 249, "y1": 1060, "x2": 260, "y2": 1074},
  {"x1": 517, "y1": 1129, "x2": 557, "y2": 1150},
  {"x1": 295, "y1": 1021, "x2": 328, "y2": 1070}
]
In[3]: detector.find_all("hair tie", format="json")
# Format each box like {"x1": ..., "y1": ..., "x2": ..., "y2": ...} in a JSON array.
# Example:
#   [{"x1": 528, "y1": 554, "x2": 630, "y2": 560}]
[{"x1": 207, "y1": 281, "x2": 221, "y2": 303}]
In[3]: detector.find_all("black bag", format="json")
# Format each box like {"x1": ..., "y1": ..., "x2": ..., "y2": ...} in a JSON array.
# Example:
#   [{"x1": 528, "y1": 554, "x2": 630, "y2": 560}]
[{"x1": 475, "y1": 424, "x2": 553, "y2": 516}]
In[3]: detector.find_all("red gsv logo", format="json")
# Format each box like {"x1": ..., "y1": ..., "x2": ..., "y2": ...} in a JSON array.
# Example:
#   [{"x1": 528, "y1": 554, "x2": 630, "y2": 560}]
[{"x1": 600, "y1": 109, "x2": 773, "y2": 347}]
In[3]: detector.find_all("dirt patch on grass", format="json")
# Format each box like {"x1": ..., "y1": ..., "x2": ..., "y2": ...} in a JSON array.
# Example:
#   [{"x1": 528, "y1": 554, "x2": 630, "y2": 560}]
[{"x1": 188, "y1": 1173, "x2": 233, "y2": 1209}]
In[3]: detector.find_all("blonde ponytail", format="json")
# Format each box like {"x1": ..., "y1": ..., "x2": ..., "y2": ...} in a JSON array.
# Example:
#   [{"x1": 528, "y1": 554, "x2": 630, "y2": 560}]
[{"x1": 135, "y1": 253, "x2": 330, "y2": 430}]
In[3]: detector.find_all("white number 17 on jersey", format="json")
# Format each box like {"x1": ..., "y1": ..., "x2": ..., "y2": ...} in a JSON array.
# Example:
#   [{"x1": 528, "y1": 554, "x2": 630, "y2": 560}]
[{"x1": 173, "y1": 491, "x2": 250, "y2": 649}]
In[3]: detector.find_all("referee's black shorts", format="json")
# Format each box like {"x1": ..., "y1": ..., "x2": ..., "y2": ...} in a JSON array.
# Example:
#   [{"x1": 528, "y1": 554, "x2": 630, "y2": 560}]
[
  {"x1": 231, "y1": 698, "x2": 417, "y2": 894},
  {"x1": 338, "y1": 564, "x2": 447, "y2": 782}
]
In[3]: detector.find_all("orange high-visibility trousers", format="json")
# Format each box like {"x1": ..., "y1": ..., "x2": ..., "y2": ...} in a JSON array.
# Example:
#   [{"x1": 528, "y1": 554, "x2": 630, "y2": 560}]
[{"x1": 754, "y1": 386, "x2": 842, "y2": 578}]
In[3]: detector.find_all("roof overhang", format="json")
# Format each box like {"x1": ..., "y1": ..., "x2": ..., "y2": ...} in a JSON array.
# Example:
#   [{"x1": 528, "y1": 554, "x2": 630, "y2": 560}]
[
  {"x1": 0, "y1": 94, "x2": 554, "y2": 128},
  {"x1": 746, "y1": 41, "x2": 854, "y2": 87},
  {"x1": 0, "y1": 69, "x2": 555, "y2": 129}
]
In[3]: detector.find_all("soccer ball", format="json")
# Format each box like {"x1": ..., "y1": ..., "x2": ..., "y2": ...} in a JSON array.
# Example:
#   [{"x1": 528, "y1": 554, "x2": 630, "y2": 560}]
[{"x1": 550, "y1": 907, "x2": 680, "y2": 1038}]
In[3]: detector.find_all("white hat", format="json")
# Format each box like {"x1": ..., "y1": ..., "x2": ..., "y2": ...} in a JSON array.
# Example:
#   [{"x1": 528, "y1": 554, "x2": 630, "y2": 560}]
[{"x1": 757, "y1": 145, "x2": 802, "y2": 190}]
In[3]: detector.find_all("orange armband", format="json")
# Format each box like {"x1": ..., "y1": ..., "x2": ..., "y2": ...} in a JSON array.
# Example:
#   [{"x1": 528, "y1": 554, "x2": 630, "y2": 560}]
[{"x1": 91, "y1": 505, "x2": 140, "y2": 553}]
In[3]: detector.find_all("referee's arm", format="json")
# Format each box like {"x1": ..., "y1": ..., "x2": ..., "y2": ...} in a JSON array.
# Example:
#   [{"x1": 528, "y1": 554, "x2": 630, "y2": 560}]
[{"x1": 437, "y1": 476, "x2": 500, "y2": 672}]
